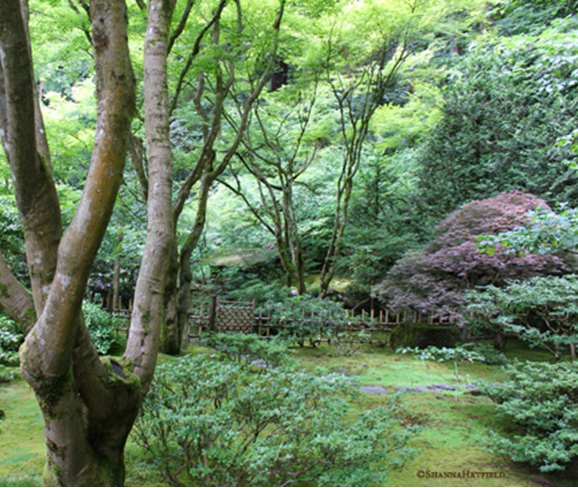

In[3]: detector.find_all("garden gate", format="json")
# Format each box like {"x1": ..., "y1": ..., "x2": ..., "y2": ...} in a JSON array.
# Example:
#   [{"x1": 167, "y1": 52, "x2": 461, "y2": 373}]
[{"x1": 212, "y1": 298, "x2": 255, "y2": 333}]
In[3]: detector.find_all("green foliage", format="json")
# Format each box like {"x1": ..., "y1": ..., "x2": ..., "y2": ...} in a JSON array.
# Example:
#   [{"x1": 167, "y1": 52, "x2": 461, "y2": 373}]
[
  {"x1": 270, "y1": 296, "x2": 346, "y2": 346},
  {"x1": 397, "y1": 345, "x2": 484, "y2": 364},
  {"x1": 0, "y1": 195, "x2": 27, "y2": 286},
  {"x1": 133, "y1": 353, "x2": 418, "y2": 487},
  {"x1": 418, "y1": 38, "x2": 578, "y2": 216},
  {"x1": 0, "y1": 316, "x2": 22, "y2": 383},
  {"x1": 339, "y1": 150, "x2": 424, "y2": 286},
  {"x1": 494, "y1": 0, "x2": 578, "y2": 36},
  {"x1": 478, "y1": 360, "x2": 578, "y2": 472},
  {"x1": 331, "y1": 328, "x2": 370, "y2": 357},
  {"x1": 0, "y1": 367, "x2": 14, "y2": 383},
  {"x1": 42, "y1": 80, "x2": 96, "y2": 185},
  {"x1": 81, "y1": 301, "x2": 123, "y2": 355},
  {"x1": 225, "y1": 278, "x2": 292, "y2": 305},
  {"x1": 206, "y1": 333, "x2": 295, "y2": 369},
  {"x1": 0, "y1": 316, "x2": 23, "y2": 367},
  {"x1": 468, "y1": 342, "x2": 509, "y2": 365},
  {"x1": 466, "y1": 275, "x2": 578, "y2": 359},
  {"x1": 478, "y1": 204, "x2": 578, "y2": 256}
]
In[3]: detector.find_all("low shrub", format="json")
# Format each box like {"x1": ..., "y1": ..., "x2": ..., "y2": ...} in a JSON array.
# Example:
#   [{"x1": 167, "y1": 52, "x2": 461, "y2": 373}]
[
  {"x1": 331, "y1": 327, "x2": 369, "y2": 357},
  {"x1": 82, "y1": 300, "x2": 123, "y2": 354},
  {"x1": 468, "y1": 342, "x2": 509, "y2": 365},
  {"x1": 0, "y1": 315, "x2": 23, "y2": 367},
  {"x1": 206, "y1": 332, "x2": 295, "y2": 369},
  {"x1": 269, "y1": 296, "x2": 347, "y2": 346},
  {"x1": 466, "y1": 275, "x2": 578, "y2": 360},
  {"x1": 478, "y1": 361, "x2": 578, "y2": 472},
  {"x1": 133, "y1": 354, "x2": 418, "y2": 487}
]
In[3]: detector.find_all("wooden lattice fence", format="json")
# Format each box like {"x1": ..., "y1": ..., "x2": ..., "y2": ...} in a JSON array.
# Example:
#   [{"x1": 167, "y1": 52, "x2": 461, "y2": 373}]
[
  {"x1": 111, "y1": 296, "x2": 459, "y2": 346},
  {"x1": 188, "y1": 298, "x2": 458, "y2": 346},
  {"x1": 215, "y1": 299, "x2": 254, "y2": 333}
]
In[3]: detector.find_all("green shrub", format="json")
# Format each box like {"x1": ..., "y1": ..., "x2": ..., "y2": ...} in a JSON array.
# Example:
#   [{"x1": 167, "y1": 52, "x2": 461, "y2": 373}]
[
  {"x1": 0, "y1": 315, "x2": 23, "y2": 366},
  {"x1": 478, "y1": 361, "x2": 578, "y2": 472},
  {"x1": 270, "y1": 296, "x2": 347, "y2": 346},
  {"x1": 0, "y1": 366, "x2": 14, "y2": 383},
  {"x1": 331, "y1": 327, "x2": 369, "y2": 357},
  {"x1": 82, "y1": 300, "x2": 123, "y2": 354},
  {"x1": 468, "y1": 342, "x2": 509, "y2": 365},
  {"x1": 206, "y1": 333, "x2": 295, "y2": 369},
  {"x1": 466, "y1": 275, "x2": 578, "y2": 360},
  {"x1": 133, "y1": 354, "x2": 418, "y2": 487}
]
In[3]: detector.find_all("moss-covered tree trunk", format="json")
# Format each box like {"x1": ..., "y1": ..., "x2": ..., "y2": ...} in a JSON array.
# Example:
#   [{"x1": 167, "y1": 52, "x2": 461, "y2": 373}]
[{"x1": 0, "y1": 0, "x2": 176, "y2": 485}]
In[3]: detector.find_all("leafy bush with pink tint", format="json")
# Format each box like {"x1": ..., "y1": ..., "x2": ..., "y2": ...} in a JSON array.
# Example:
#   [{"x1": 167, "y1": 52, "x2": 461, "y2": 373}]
[{"x1": 376, "y1": 191, "x2": 568, "y2": 322}]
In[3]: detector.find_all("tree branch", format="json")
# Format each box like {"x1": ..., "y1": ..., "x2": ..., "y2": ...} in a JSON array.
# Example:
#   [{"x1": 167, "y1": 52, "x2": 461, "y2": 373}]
[
  {"x1": 168, "y1": 0, "x2": 195, "y2": 54},
  {"x1": 169, "y1": 0, "x2": 227, "y2": 115},
  {"x1": 127, "y1": 132, "x2": 149, "y2": 202},
  {"x1": 0, "y1": 249, "x2": 36, "y2": 333},
  {"x1": 20, "y1": 0, "x2": 135, "y2": 378}
]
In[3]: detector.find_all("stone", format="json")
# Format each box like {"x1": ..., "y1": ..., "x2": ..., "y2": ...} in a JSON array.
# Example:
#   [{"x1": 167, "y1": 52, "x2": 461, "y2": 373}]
[
  {"x1": 433, "y1": 383, "x2": 458, "y2": 391},
  {"x1": 359, "y1": 385, "x2": 390, "y2": 395}
]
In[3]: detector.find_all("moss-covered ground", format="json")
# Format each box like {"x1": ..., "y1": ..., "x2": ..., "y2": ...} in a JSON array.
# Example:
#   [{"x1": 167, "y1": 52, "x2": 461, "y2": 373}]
[
  {"x1": 0, "y1": 373, "x2": 43, "y2": 487},
  {"x1": 0, "y1": 340, "x2": 576, "y2": 487}
]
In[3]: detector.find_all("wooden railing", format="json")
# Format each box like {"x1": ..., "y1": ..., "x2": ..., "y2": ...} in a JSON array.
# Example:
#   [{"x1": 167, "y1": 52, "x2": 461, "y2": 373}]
[
  {"x1": 187, "y1": 300, "x2": 456, "y2": 346},
  {"x1": 110, "y1": 298, "x2": 457, "y2": 346}
]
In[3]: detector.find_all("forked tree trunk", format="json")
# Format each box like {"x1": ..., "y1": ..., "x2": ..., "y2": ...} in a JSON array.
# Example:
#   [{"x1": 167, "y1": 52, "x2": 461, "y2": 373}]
[
  {"x1": 0, "y1": 0, "x2": 159, "y2": 485},
  {"x1": 161, "y1": 0, "x2": 287, "y2": 354}
]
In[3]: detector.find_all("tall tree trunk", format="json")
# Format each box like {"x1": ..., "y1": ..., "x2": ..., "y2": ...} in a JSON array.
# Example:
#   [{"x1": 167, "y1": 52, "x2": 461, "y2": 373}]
[
  {"x1": 124, "y1": 0, "x2": 176, "y2": 385},
  {"x1": 1, "y1": 0, "x2": 141, "y2": 484},
  {"x1": 160, "y1": 243, "x2": 180, "y2": 355},
  {"x1": 175, "y1": 174, "x2": 212, "y2": 351},
  {"x1": 159, "y1": 0, "x2": 286, "y2": 355}
]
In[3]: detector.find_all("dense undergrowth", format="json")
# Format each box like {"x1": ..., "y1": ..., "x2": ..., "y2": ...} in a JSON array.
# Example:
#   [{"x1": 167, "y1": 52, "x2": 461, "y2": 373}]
[{"x1": 0, "y1": 339, "x2": 577, "y2": 487}]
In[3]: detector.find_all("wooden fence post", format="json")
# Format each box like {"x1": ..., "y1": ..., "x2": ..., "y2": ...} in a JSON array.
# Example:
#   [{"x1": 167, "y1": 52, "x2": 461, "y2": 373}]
[{"x1": 208, "y1": 295, "x2": 217, "y2": 332}]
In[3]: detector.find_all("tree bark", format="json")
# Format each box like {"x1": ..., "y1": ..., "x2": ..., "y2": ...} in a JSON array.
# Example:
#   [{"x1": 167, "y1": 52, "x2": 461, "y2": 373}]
[
  {"x1": 160, "y1": 243, "x2": 180, "y2": 355},
  {"x1": 163, "y1": 1, "x2": 288, "y2": 355},
  {"x1": 175, "y1": 173, "x2": 213, "y2": 352},
  {"x1": 113, "y1": 232, "x2": 123, "y2": 310},
  {"x1": 0, "y1": 249, "x2": 36, "y2": 333},
  {"x1": 1, "y1": 0, "x2": 141, "y2": 485},
  {"x1": 124, "y1": 0, "x2": 176, "y2": 387}
]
